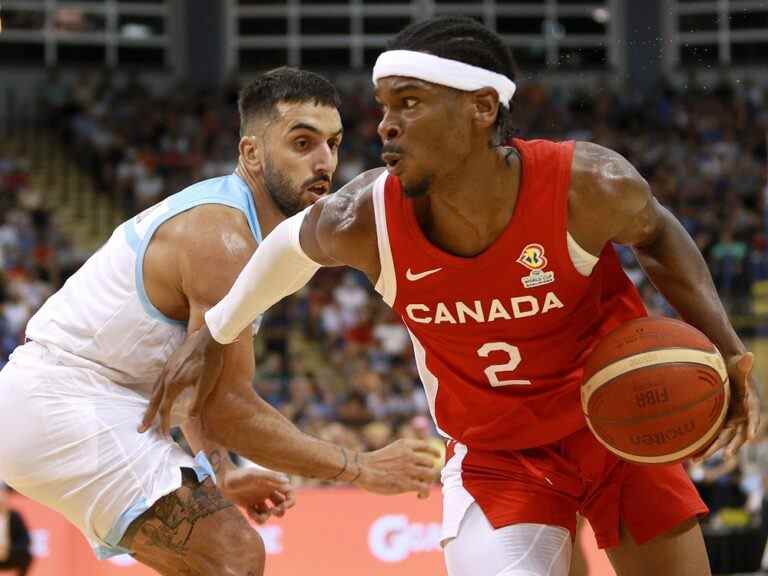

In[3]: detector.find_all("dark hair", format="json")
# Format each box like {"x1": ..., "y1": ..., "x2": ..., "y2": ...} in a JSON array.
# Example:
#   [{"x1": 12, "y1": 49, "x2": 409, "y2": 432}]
[
  {"x1": 387, "y1": 16, "x2": 517, "y2": 144},
  {"x1": 238, "y1": 67, "x2": 341, "y2": 136}
]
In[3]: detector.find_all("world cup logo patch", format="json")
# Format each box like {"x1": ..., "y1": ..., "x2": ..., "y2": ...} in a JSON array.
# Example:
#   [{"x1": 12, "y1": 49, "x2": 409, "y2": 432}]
[
  {"x1": 517, "y1": 243, "x2": 555, "y2": 288},
  {"x1": 516, "y1": 244, "x2": 547, "y2": 271}
]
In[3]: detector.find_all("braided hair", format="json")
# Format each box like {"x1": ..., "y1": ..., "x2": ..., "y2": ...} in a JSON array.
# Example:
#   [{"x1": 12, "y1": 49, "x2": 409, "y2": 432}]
[{"x1": 387, "y1": 16, "x2": 517, "y2": 145}]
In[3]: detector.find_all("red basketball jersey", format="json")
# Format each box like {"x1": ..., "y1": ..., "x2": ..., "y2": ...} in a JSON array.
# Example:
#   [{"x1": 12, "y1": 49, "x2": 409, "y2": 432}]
[{"x1": 372, "y1": 138, "x2": 647, "y2": 450}]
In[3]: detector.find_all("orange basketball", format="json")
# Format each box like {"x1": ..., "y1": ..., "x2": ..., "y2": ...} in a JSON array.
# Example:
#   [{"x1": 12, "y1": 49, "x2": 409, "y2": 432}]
[{"x1": 581, "y1": 317, "x2": 729, "y2": 465}]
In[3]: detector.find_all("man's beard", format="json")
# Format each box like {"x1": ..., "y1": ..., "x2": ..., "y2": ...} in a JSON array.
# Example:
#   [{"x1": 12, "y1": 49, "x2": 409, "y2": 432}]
[
  {"x1": 264, "y1": 156, "x2": 302, "y2": 217},
  {"x1": 403, "y1": 175, "x2": 432, "y2": 198}
]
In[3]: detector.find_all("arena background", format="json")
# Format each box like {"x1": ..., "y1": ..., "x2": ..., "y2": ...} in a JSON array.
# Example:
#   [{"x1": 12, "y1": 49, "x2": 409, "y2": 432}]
[{"x1": 0, "y1": 0, "x2": 767, "y2": 574}]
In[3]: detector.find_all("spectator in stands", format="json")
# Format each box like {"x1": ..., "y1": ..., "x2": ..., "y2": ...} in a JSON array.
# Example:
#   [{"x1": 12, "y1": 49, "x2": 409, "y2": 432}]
[
  {"x1": 690, "y1": 452, "x2": 749, "y2": 524},
  {"x1": 371, "y1": 307, "x2": 410, "y2": 368},
  {"x1": 710, "y1": 227, "x2": 748, "y2": 300},
  {"x1": 749, "y1": 234, "x2": 768, "y2": 283},
  {"x1": 0, "y1": 152, "x2": 57, "y2": 364},
  {"x1": 253, "y1": 352, "x2": 287, "y2": 406},
  {"x1": 740, "y1": 418, "x2": 768, "y2": 517},
  {"x1": 133, "y1": 161, "x2": 165, "y2": 211},
  {"x1": 362, "y1": 421, "x2": 393, "y2": 451},
  {"x1": 280, "y1": 373, "x2": 335, "y2": 428},
  {"x1": 336, "y1": 380, "x2": 374, "y2": 429},
  {"x1": 0, "y1": 484, "x2": 33, "y2": 576}
]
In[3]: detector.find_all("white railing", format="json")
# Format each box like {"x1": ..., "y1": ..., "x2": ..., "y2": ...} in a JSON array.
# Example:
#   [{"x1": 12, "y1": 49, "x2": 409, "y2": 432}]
[
  {"x1": 226, "y1": 0, "x2": 622, "y2": 74},
  {"x1": 0, "y1": 0, "x2": 173, "y2": 68},
  {"x1": 664, "y1": 0, "x2": 768, "y2": 69}
]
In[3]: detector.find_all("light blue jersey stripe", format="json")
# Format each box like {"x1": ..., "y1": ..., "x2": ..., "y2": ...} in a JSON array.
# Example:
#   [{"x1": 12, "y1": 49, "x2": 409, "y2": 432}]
[{"x1": 123, "y1": 173, "x2": 262, "y2": 325}]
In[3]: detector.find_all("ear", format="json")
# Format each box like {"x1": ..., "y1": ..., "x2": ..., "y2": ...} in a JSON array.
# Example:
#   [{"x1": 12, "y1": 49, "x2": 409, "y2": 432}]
[
  {"x1": 471, "y1": 88, "x2": 500, "y2": 130},
  {"x1": 238, "y1": 135, "x2": 263, "y2": 173}
]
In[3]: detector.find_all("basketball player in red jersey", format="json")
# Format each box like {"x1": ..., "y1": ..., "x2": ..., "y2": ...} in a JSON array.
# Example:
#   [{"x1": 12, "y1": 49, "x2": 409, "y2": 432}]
[{"x1": 143, "y1": 17, "x2": 759, "y2": 576}]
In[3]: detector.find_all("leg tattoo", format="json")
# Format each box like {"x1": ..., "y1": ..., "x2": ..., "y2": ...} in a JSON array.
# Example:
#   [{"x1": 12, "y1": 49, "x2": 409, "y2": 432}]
[{"x1": 121, "y1": 469, "x2": 232, "y2": 555}]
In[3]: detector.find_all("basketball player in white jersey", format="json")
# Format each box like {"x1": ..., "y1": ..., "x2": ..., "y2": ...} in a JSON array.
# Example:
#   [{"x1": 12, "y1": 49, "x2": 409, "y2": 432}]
[{"x1": 0, "y1": 68, "x2": 438, "y2": 576}]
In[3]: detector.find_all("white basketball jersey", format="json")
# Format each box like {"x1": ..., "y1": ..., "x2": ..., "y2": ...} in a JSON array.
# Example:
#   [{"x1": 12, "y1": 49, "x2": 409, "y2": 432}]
[{"x1": 25, "y1": 173, "x2": 262, "y2": 397}]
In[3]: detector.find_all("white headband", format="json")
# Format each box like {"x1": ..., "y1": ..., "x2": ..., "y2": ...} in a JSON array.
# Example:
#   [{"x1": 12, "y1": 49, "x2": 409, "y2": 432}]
[{"x1": 372, "y1": 50, "x2": 517, "y2": 108}]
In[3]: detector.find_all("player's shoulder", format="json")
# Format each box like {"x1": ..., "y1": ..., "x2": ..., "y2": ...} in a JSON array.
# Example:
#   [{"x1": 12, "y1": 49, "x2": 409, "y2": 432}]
[
  {"x1": 567, "y1": 142, "x2": 656, "y2": 249},
  {"x1": 570, "y1": 141, "x2": 649, "y2": 211},
  {"x1": 161, "y1": 203, "x2": 256, "y2": 266},
  {"x1": 571, "y1": 141, "x2": 646, "y2": 194},
  {"x1": 319, "y1": 168, "x2": 385, "y2": 219},
  {"x1": 143, "y1": 199, "x2": 256, "y2": 311},
  {"x1": 306, "y1": 168, "x2": 385, "y2": 276},
  {"x1": 315, "y1": 167, "x2": 385, "y2": 236},
  {"x1": 174, "y1": 203, "x2": 258, "y2": 302}
]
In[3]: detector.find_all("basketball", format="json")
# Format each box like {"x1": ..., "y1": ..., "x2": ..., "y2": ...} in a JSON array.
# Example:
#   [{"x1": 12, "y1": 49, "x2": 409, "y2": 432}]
[{"x1": 581, "y1": 317, "x2": 730, "y2": 465}]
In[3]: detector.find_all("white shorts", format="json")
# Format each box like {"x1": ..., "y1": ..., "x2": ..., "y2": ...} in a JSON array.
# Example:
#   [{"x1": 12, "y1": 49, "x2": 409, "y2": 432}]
[{"x1": 0, "y1": 342, "x2": 212, "y2": 558}]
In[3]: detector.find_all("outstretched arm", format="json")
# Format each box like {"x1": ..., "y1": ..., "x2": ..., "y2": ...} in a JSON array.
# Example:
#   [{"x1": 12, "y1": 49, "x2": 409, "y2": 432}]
[
  {"x1": 141, "y1": 197, "x2": 437, "y2": 496},
  {"x1": 570, "y1": 141, "x2": 760, "y2": 458}
]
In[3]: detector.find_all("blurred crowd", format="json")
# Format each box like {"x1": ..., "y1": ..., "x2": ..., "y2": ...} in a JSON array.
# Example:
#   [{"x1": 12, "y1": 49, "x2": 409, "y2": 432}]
[
  {"x1": 36, "y1": 67, "x2": 768, "y2": 312},
  {"x1": 688, "y1": 423, "x2": 768, "y2": 534},
  {"x1": 2, "y1": 69, "x2": 766, "y2": 524},
  {"x1": 0, "y1": 147, "x2": 63, "y2": 369}
]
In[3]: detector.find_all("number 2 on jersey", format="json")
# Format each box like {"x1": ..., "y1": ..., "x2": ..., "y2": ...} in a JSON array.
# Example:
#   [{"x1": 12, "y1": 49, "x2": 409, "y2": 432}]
[{"x1": 476, "y1": 342, "x2": 531, "y2": 387}]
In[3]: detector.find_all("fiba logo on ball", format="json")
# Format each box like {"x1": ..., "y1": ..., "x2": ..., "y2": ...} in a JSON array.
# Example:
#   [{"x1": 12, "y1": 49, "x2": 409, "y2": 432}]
[{"x1": 367, "y1": 515, "x2": 441, "y2": 563}]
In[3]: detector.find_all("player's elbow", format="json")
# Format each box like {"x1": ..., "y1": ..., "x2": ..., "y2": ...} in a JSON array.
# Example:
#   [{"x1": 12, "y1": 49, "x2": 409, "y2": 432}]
[{"x1": 631, "y1": 202, "x2": 674, "y2": 256}]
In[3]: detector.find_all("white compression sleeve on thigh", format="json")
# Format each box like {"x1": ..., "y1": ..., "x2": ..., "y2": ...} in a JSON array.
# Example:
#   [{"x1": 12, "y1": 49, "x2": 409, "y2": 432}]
[
  {"x1": 205, "y1": 207, "x2": 321, "y2": 344},
  {"x1": 444, "y1": 504, "x2": 571, "y2": 576}
]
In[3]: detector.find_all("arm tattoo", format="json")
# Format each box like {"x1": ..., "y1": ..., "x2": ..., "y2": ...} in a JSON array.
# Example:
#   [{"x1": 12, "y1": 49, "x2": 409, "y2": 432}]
[{"x1": 120, "y1": 472, "x2": 233, "y2": 555}]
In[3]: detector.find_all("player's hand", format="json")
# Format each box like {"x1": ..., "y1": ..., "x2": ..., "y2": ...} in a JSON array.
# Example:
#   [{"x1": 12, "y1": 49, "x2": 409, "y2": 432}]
[
  {"x1": 354, "y1": 439, "x2": 442, "y2": 499},
  {"x1": 220, "y1": 467, "x2": 296, "y2": 525},
  {"x1": 697, "y1": 352, "x2": 760, "y2": 461},
  {"x1": 139, "y1": 325, "x2": 224, "y2": 435}
]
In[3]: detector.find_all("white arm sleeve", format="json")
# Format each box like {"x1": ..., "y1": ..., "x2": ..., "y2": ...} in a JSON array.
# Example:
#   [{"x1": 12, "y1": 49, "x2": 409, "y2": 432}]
[{"x1": 204, "y1": 207, "x2": 322, "y2": 344}]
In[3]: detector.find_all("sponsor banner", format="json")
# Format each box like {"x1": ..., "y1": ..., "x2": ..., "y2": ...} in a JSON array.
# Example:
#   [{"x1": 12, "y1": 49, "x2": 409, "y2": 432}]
[{"x1": 5, "y1": 488, "x2": 615, "y2": 575}]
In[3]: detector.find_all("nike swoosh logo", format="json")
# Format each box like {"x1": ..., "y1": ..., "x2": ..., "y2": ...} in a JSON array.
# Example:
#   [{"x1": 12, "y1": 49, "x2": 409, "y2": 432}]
[{"x1": 406, "y1": 267, "x2": 443, "y2": 281}]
